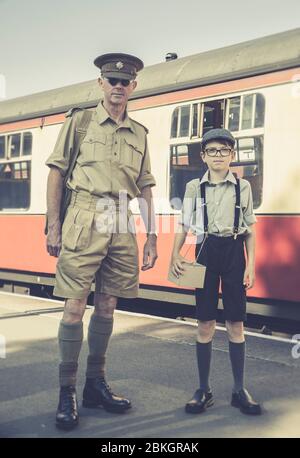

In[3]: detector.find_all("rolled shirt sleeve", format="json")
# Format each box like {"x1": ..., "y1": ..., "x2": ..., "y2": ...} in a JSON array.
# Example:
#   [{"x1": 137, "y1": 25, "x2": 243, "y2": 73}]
[
  {"x1": 45, "y1": 115, "x2": 76, "y2": 176},
  {"x1": 136, "y1": 138, "x2": 156, "y2": 191}
]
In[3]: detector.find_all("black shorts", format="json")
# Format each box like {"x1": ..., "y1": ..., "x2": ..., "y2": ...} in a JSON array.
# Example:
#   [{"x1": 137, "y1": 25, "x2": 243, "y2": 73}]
[{"x1": 195, "y1": 235, "x2": 247, "y2": 322}]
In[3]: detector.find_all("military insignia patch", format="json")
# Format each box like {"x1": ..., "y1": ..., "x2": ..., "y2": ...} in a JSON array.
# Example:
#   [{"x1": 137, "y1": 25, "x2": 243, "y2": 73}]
[{"x1": 116, "y1": 61, "x2": 124, "y2": 69}]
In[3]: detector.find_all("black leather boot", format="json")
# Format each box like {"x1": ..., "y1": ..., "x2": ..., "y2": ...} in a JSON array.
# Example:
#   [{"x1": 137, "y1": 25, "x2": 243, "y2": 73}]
[
  {"x1": 56, "y1": 385, "x2": 79, "y2": 430},
  {"x1": 82, "y1": 377, "x2": 132, "y2": 413},
  {"x1": 185, "y1": 389, "x2": 214, "y2": 414},
  {"x1": 231, "y1": 388, "x2": 262, "y2": 415}
]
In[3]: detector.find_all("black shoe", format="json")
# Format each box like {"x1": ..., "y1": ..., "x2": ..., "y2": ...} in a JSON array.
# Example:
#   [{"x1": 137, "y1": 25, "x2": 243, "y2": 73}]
[
  {"x1": 56, "y1": 385, "x2": 79, "y2": 430},
  {"x1": 231, "y1": 388, "x2": 262, "y2": 415},
  {"x1": 185, "y1": 389, "x2": 214, "y2": 414},
  {"x1": 82, "y1": 378, "x2": 132, "y2": 413}
]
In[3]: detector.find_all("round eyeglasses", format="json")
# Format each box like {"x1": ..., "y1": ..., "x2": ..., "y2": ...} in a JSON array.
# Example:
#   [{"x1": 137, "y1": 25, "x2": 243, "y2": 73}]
[{"x1": 204, "y1": 147, "x2": 233, "y2": 157}]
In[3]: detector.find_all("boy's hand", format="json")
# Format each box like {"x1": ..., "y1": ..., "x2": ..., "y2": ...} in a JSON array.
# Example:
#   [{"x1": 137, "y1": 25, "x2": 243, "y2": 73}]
[
  {"x1": 243, "y1": 266, "x2": 255, "y2": 290},
  {"x1": 141, "y1": 235, "x2": 158, "y2": 271},
  {"x1": 171, "y1": 254, "x2": 192, "y2": 278}
]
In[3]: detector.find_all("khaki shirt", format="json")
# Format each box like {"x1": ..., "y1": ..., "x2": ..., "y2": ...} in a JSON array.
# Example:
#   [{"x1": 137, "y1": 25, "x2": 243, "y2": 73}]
[
  {"x1": 46, "y1": 101, "x2": 156, "y2": 199},
  {"x1": 179, "y1": 170, "x2": 256, "y2": 237}
]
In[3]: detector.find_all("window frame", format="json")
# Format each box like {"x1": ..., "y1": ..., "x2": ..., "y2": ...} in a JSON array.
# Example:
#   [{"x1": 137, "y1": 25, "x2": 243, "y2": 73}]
[
  {"x1": 0, "y1": 135, "x2": 7, "y2": 160},
  {"x1": 0, "y1": 131, "x2": 33, "y2": 211},
  {"x1": 169, "y1": 91, "x2": 266, "y2": 212},
  {"x1": 191, "y1": 103, "x2": 201, "y2": 138}
]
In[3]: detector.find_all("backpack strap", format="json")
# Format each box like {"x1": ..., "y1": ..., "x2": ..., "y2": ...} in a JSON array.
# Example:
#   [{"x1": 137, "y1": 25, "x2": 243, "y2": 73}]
[
  {"x1": 63, "y1": 109, "x2": 93, "y2": 188},
  {"x1": 44, "y1": 109, "x2": 93, "y2": 235}
]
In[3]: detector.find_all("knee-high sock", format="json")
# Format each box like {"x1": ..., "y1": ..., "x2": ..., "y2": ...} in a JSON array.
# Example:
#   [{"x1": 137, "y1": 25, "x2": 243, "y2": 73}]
[
  {"x1": 196, "y1": 341, "x2": 212, "y2": 392},
  {"x1": 229, "y1": 340, "x2": 245, "y2": 392},
  {"x1": 58, "y1": 320, "x2": 83, "y2": 387},
  {"x1": 86, "y1": 314, "x2": 114, "y2": 379}
]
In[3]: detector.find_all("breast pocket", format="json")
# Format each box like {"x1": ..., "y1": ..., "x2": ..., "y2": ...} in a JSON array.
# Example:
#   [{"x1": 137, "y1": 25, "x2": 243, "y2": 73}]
[
  {"x1": 121, "y1": 138, "x2": 144, "y2": 172},
  {"x1": 77, "y1": 134, "x2": 107, "y2": 164}
]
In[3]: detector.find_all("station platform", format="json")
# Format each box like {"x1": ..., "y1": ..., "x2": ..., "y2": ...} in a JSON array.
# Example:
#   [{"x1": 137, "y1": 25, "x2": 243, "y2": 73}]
[{"x1": 0, "y1": 291, "x2": 300, "y2": 438}]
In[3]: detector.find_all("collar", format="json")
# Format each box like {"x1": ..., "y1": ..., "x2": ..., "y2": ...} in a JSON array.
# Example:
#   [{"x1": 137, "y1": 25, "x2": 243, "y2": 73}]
[
  {"x1": 95, "y1": 100, "x2": 134, "y2": 131},
  {"x1": 200, "y1": 170, "x2": 237, "y2": 185}
]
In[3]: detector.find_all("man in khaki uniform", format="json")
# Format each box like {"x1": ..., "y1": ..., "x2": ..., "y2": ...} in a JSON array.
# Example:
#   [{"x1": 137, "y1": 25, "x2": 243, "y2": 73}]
[{"x1": 46, "y1": 53, "x2": 157, "y2": 430}]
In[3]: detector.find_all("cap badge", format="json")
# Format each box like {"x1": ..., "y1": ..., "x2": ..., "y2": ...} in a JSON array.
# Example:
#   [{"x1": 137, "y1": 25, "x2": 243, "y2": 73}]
[{"x1": 116, "y1": 61, "x2": 124, "y2": 69}]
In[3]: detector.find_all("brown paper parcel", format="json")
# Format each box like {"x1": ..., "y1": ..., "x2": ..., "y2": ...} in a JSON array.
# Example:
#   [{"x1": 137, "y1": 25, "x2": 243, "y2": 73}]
[{"x1": 168, "y1": 261, "x2": 206, "y2": 289}]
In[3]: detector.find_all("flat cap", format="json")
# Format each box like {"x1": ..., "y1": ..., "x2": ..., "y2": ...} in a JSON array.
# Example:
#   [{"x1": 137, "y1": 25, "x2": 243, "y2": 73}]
[
  {"x1": 202, "y1": 128, "x2": 235, "y2": 150},
  {"x1": 94, "y1": 53, "x2": 144, "y2": 80}
]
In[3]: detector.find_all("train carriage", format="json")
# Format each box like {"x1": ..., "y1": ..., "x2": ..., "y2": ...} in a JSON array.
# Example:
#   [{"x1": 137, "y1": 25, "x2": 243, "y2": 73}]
[{"x1": 0, "y1": 28, "x2": 300, "y2": 319}]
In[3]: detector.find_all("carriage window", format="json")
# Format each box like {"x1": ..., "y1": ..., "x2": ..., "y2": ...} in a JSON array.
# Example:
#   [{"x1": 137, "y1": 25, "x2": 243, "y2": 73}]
[
  {"x1": 228, "y1": 97, "x2": 241, "y2": 131},
  {"x1": 9, "y1": 133, "x2": 21, "y2": 158},
  {"x1": 202, "y1": 100, "x2": 224, "y2": 134},
  {"x1": 192, "y1": 104, "x2": 199, "y2": 137},
  {"x1": 242, "y1": 95, "x2": 254, "y2": 130},
  {"x1": 23, "y1": 132, "x2": 32, "y2": 156},
  {"x1": 237, "y1": 137, "x2": 256, "y2": 162},
  {"x1": 169, "y1": 95, "x2": 265, "y2": 211},
  {"x1": 169, "y1": 136, "x2": 263, "y2": 210},
  {"x1": 0, "y1": 136, "x2": 5, "y2": 159},
  {"x1": 254, "y1": 94, "x2": 265, "y2": 128},
  {"x1": 0, "y1": 160, "x2": 31, "y2": 209},
  {"x1": 170, "y1": 142, "x2": 207, "y2": 208},
  {"x1": 170, "y1": 105, "x2": 191, "y2": 138},
  {"x1": 231, "y1": 136, "x2": 263, "y2": 208},
  {"x1": 228, "y1": 94, "x2": 265, "y2": 131},
  {"x1": 171, "y1": 107, "x2": 179, "y2": 138},
  {"x1": 179, "y1": 105, "x2": 190, "y2": 137},
  {"x1": 0, "y1": 131, "x2": 32, "y2": 210}
]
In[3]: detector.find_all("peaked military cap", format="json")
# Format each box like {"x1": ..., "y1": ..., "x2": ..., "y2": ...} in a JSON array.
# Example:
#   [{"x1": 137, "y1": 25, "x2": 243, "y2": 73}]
[
  {"x1": 94, "y1": 53, "x2": 144, "y2": 80},
  {"x1": 201, "y1": 128, "x2": 235, "y2": 150}
]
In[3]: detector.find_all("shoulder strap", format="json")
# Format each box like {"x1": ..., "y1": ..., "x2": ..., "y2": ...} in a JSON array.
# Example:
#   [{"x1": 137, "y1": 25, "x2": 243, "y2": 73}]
[
  {"x1": 200, "y1": 181, "x2": 208, "y2": 235},
  {"x1": 65, "y1": 107, "x2": 84, "y2": 118},
  {"x1": 63, "y1": 109, "x2": 93, "y2": 186},
  {"x1": 199, "y1": 177, "x2": 241, "y2": 238},
  {"x1": 131, "y1": 118, "x2": 149, "y2": 134},
  {"x1": 233, "y1": 178, "x2": 241, "y2": 239},
  {"x1": 44, "y1": 109, "x2": 93, "y2": 236}
]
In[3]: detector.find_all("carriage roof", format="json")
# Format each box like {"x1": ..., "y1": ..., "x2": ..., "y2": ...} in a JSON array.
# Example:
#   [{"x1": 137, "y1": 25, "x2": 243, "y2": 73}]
[{"x1": 0, "y1": 28, "x2": 299, "y2": 124}]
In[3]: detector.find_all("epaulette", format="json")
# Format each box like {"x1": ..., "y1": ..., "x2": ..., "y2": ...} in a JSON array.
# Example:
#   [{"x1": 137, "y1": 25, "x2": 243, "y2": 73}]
[
  {"x1": 65, "y1": 107, "x2": 85, "y2": 118},
  {"x1": 131, "y1": 118, "x2": 149, "y2": 134}
]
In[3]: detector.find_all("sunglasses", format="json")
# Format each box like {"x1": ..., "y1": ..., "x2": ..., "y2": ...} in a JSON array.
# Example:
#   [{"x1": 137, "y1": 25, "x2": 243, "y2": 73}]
[{"x1": 104, "y1": 77, "x2": 133, "y2": 87}]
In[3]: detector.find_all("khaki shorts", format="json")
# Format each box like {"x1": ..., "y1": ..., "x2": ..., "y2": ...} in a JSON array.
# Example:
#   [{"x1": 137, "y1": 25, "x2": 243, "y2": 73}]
[{"x1": 54, "y1": 191, "x2": 139, "y2": 299}]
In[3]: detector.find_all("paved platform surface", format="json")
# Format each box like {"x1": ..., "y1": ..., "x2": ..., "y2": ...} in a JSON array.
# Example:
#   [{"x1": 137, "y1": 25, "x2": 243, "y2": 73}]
[{"x1": 0, "y1": 292, "x2": 300, "y2": 438}]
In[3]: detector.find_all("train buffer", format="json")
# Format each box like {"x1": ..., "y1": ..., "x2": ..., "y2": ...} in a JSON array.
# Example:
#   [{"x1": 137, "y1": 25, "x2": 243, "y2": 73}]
[{"x1": 0, "y1": 291, "x2": 300, "y2": 438}]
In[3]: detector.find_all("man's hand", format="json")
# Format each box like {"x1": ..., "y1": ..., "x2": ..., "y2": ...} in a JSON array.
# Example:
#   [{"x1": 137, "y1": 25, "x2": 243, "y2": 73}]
[
  {"x1": 141, "y1": 234, "x2": 158, "y2": 271},
  {"x1": 243, "y1": 265, "x2": 255, "y2": 290},
  {"x1": 47, "y1": 222, "x2": 62, "y2": 257},
  {"x1": 171, "y1": 254, "x2": 192, "y2": 278}
]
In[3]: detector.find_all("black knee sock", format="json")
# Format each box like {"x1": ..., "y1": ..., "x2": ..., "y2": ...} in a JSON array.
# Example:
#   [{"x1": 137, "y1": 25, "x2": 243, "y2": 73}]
[
  {"x1": 229, "y1": 341, "x2": 245, "y2": 392},
  {"x1": 196, "y1": 341, "x2": 212, "y2": 392}
]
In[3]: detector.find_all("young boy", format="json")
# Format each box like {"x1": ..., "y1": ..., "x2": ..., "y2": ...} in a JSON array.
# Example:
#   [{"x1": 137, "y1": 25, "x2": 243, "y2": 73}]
[{"x1": 170, "y1": 128, "x2": 261, "y2": 416}]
